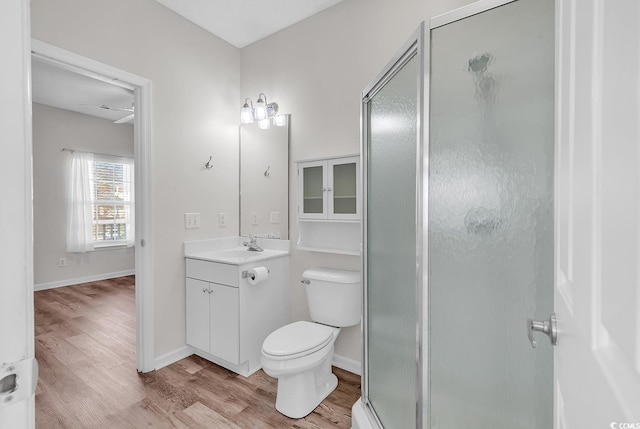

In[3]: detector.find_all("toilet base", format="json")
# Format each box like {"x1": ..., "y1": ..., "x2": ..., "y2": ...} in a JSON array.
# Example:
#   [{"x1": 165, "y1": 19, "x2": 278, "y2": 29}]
[{"x1": 274, "y1": 354, "x2": 338, "y2": 419}]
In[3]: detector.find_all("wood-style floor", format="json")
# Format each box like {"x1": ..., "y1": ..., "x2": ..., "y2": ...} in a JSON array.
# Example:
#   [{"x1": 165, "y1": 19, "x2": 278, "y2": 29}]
[{"x1": 34, "y1": 276, "x2": 361, "y2": 428}]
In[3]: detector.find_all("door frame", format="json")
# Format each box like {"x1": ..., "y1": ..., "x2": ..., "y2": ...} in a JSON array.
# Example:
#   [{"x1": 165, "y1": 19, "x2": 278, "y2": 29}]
[
  {"x1": 0, "y1": 0, "x2": 35, "y2": 426},
  {"x1": 30, "y1": 40, "x2": 155, "y2": 373},
  {"x1": 360, "y1": 22, "x2": 425, "y2": 429}
]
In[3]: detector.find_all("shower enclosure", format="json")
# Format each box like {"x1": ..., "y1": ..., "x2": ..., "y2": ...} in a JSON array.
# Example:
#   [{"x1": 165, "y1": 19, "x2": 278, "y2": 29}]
[{"x1": 357, "y1": 0, "x2": 555, "y2": 427}]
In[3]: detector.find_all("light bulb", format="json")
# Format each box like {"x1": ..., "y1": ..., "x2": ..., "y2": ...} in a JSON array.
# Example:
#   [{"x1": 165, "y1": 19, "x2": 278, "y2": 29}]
[
  {"x1": 240, "y1": 107, "x2": 253, "y2": 124},
  {"x1": 258, "y1": 118, "x2": 271, "y2": 129},
  {"x1": 273, "y1": 114, "x2": 287, "y2": 127},
  {"x1": 240, "y1": 99, "x2": 254, "y2": 124},
  {"x1": 254, "y1": 94, "x2": 267, "y2": 121}
]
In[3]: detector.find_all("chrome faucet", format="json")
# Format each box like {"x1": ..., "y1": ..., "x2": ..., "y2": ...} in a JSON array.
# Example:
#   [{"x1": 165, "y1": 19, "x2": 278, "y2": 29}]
[{"x1": 243, "y1": 234, "x2": 263, "y2": 252}]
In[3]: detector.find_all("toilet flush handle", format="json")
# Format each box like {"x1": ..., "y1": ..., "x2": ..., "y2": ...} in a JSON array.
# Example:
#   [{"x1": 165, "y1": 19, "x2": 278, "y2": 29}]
[{"x1": 300, "y1": 280, "x2": 310, "y2": 285}]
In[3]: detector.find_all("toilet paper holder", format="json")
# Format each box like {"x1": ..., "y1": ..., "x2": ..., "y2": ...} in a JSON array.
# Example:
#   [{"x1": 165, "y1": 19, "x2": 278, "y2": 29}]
[{"x1": 241, "y1": 268, "x2": 270, "y2": 278}]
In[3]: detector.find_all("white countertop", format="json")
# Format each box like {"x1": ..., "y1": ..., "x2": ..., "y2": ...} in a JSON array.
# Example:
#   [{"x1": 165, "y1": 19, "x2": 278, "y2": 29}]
[{"x1": 184, "y1": 236, "x2": 290, "y2": 265}]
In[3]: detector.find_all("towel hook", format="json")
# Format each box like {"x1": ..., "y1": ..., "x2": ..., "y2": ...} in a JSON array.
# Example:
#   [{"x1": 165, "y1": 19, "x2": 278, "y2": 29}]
[
  {"x1": 205, "y1": 156, "x2": 213, "y2": 170},
  {"x1": 264, "y1": 165, "x2": 271, "y2": 177}
]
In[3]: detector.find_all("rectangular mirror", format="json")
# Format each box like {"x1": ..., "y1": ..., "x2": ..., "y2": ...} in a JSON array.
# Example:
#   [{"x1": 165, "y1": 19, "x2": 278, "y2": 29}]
[{"x1": 240, "y1": 117, "x2": 289, "y2": 239}]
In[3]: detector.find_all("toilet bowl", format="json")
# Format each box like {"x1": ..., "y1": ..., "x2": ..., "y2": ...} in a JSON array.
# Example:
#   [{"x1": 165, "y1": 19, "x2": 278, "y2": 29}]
[
  {"x1": 261, "y1": 267, "x2": 361, "y2": 419},
  {"x1": 262, "y1": 321, "x2": 341, "y2": 418}
]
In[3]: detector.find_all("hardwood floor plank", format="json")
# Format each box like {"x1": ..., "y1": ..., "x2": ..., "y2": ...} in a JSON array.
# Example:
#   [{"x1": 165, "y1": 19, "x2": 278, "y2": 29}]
[
  {"x1": 183, "y1": 401, "x2": 243, "y2": 428},
  {"x1": 65, "y1": 333, "x2": 127, "y2": 368},
  {"x1": 35, "y1": 276, "x2": 361, "y2": 428},
  {"x1": 36, "y1": 328, "x2": 87, "y2": 365}
]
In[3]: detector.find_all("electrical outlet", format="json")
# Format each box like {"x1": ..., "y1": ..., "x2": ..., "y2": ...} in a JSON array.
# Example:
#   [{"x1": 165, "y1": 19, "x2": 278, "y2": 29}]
[
  {"x1": 251, "y1": 212, "x2": 258, "y2": 226},
  {"x1": 218, "y1": 213, "x2": 226, "y2": 227},
  {"x1": 270, "y1": 211, "x2": 280, "y2": 224},
  {"x1": 58, "y1": 257, "x2": 66, "y2": 267},
  {"x1": 185, "y1": 213, "x2": 200, "y2": 229}
]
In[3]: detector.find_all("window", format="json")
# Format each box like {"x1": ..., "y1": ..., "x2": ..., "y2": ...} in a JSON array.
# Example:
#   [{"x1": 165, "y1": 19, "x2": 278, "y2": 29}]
[
  {"x1": 66, "y1": 151, "x2": 134, "y2": 253},
  {"x1": 90, "y1": 157, "x2": 134, "y2": 247}
]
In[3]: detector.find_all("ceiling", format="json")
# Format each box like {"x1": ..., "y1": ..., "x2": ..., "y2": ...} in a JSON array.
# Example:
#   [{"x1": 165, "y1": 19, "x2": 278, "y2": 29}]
[
  {"x1": 32, "y1": 1, "x2": 342, "y2": 120},
  {"x1": 32, "y1": 57, "x2": 135, "y2": 124},
  {"x1": 154, "y1": 0, "x2": 344, "y2": 48}
]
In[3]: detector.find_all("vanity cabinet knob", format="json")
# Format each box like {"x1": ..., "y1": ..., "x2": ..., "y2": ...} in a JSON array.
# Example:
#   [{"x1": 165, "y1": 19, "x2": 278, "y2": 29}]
[{"x1": 202, "y1": 288, "x2": 208, "y2": 293}]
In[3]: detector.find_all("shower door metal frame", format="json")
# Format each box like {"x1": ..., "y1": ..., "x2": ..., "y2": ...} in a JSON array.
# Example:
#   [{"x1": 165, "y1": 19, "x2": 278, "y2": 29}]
[
  {"x1": 360, "y1": 1, "x2": 526, "y2": 428},
  {"x1": 360, "y1": 22, "x2": 427, "y2": 429}
]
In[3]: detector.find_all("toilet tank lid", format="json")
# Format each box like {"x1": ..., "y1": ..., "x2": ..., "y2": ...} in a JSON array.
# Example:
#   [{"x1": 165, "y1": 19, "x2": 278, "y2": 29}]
[{"x1": 302, "y1": 267, "x2": 361, "y2": 284}]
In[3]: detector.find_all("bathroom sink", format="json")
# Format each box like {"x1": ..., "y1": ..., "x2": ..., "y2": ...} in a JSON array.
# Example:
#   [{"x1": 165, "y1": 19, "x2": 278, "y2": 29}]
[{"x1": 186, "y1": 247, "x2": 288, "y2": 265}]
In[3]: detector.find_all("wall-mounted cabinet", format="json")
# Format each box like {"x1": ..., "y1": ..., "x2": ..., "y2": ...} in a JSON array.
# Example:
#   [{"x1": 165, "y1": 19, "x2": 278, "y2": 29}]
[
  {"x1": 298, "y1": 156, "x2": 360, "y2": 220},
  {"x1": 297, "y1": 155, "x2": 361, "y2": 255}
]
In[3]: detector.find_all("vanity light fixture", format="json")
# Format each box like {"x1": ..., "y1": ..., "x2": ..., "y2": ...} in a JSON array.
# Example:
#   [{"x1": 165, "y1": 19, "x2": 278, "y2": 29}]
[
  {"x1": 254, "y1": 93, "x2": 268, "y2": 121},
  {"x1": 240, "y1": 98, "x2": 254, "y2": 124},
  {"x1": 258, "y1": 118, "x2": 271, "y2": 130},
  {"x1": 273, "y1": 113, "x2": 287, "y2": 127},
  {"x1": 240, "y1": 93, "x2": 282, "y2": 126}
]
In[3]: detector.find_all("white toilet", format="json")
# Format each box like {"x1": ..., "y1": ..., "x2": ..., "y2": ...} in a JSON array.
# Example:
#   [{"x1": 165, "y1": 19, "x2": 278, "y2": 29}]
[{"x1": 261, "y1": 267, "x2": 361, "y2": 419}]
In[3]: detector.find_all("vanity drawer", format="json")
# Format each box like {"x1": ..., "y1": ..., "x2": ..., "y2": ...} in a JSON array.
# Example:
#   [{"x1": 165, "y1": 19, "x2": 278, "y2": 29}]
[{"x1": 186, "y1": 258, "x2": 239, "y2": 287}]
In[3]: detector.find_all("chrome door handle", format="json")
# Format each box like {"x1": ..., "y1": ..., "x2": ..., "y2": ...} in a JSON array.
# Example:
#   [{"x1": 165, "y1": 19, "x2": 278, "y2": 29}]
[{"x1": 527, "y1": 312, "x2": 557, "y2": 348}]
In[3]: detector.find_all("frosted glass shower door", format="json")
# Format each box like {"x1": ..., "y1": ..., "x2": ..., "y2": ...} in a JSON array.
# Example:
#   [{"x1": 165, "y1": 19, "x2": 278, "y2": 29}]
[
  {"x1": 429, "y1": 0, "x2": 554, "y2": 427},
  {"x1": 364, "y1": 48, "x2": 419, "y2": 428}
]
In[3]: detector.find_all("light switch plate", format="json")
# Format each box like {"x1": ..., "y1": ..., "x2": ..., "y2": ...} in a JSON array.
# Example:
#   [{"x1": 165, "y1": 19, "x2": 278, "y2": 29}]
[
  {"x1": 218, "y1": 213, "x2": 226, "y2": 227},
  {"x1": 185, "y1": 213, "x2": 200, "y2": 229},
  {"x1": 270, "y1": 211, "x2": 280, "y2": 224}
]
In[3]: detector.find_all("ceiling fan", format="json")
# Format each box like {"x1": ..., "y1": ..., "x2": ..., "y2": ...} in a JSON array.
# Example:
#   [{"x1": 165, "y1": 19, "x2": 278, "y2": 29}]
[{"x1": 80, "y1": 103, "x2": 135, "y2": 124}]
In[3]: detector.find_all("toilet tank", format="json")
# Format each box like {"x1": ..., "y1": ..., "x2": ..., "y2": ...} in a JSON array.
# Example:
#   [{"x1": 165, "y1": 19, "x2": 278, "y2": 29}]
[{"x1": 303, "y1": 267, "x2": 362, "y2": 327}]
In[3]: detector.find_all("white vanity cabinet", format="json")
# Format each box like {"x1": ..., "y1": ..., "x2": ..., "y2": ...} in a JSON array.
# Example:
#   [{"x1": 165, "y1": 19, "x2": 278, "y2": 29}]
[
  {"x1": 186, "y1": 277, "x2": 239, "y2": 364},
  {"x1": 185, "y1": 254, "x2": 289, "y2": 376}
]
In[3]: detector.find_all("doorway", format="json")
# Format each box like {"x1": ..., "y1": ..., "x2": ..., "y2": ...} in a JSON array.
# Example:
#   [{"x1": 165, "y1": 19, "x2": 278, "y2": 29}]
[{"x1": 30, "y1": 40, "x2": 154, "y2": 373}]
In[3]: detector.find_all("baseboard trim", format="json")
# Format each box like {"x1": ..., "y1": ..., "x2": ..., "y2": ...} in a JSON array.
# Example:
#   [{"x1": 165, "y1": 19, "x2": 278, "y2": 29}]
[
  {"x1": 155, "y1": 345, "x2": 195, "y2": 370},
  {"x1": 155, "y1": 347, "x2": 361, "y2": 375},
  {"x1": 332, "y1": 353, "x2": 362, "y2": 376},
  {"x1": 34, "y1": 269, "x2": 136, "y2": 291}
]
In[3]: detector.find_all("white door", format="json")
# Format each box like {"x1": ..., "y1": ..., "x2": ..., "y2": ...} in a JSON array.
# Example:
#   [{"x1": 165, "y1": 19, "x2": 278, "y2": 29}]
[
  {"x1": 555, "y1": 0, "x2": 640, "y2": 426},
  {"x1": 0, "y1": 0, "x2": 36, "y2": 428}
]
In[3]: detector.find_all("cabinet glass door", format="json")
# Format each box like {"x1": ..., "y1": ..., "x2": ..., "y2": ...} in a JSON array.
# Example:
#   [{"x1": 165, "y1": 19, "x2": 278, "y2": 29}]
[
  {"x1": 329, "y1": 157, "x2": 359, "y2": 219},
  {"x1": 300, "y1": 161, "x2": 326, "y2": 217}
]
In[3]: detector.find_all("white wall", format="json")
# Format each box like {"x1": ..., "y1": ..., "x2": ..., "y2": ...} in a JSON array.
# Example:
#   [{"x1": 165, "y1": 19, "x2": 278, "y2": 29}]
[
  {"x1": 240, "y1": 0, "x2": 475, "y2": 364},
  {"x1": 30, "y1": 0, "x2": 478, "y2": 368},
  {"x1": 32, "y1": 103, "x2": 135, "y2": 289},
  {"x1": 31, "y1": 0, "x2": 241, "y2": 358}
]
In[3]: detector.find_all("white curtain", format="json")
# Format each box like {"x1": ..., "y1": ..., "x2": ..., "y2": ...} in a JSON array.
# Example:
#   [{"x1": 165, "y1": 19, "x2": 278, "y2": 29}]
[
  {"x1": 66, "y1": 151, "x2": 95, "y2": 253},
  {"x1": 121, "y1": 156, "x2": 135, "y2": 248}
]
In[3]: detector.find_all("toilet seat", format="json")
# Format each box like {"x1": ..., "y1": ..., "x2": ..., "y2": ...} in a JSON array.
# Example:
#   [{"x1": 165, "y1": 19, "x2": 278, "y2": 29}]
[{"x1": 262, "y1": 321, "x2": 334, "y2": 360}]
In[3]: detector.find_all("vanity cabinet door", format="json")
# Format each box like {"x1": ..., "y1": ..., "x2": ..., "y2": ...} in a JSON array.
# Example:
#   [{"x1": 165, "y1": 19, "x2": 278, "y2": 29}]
[
  {"x1": 186, "y1": 278, "x2": 210, "y2": 352},
  {"x1": 209, "y1": 283, "x2": 240, "y2": 364}
]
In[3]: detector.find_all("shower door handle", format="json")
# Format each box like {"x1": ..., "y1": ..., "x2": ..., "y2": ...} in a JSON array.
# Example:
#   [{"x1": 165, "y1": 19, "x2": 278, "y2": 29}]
[{"x1": 527, "y1": 312, "x2": 557, "y2": 348}]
